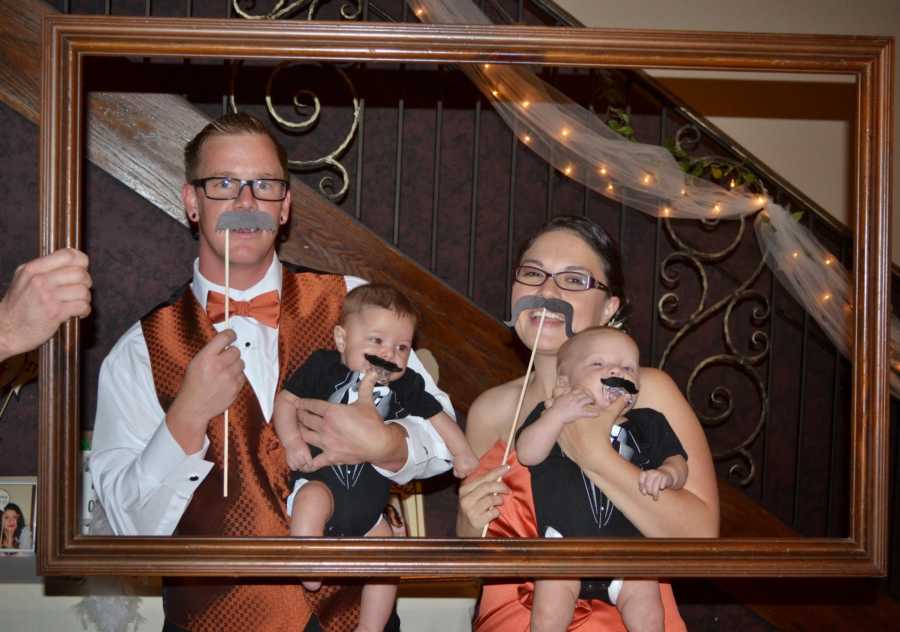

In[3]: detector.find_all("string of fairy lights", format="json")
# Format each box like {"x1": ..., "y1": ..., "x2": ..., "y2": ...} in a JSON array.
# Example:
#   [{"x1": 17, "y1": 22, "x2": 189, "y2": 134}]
[{"x1": 407, "y1": 0, "x2": 897, "y2": 393}]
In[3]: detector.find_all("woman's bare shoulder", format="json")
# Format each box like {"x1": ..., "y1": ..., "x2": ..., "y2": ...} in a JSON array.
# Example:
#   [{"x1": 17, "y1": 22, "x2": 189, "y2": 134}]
[
  {"x1": 637, "y1": 366, "x2": 680, "y2": 402},
  {"x1": 638, "y1": 365, "x2": 672, "y2": 383},
  {"x1": 470, "y1": 378, "x2": 525, "y2": 423},
  {"x1": 467, "y1": 378, "x2": 527, "y2": 453}
]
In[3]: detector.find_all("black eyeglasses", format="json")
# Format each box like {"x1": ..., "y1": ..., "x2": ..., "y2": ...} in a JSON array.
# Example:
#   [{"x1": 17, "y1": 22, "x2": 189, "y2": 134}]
[
  {"x1": 514, "y1": 265, "x2": 610, "y2": 293},
  {"x1": 192, "y1": 176, "x2": 289, "y2": 201}
]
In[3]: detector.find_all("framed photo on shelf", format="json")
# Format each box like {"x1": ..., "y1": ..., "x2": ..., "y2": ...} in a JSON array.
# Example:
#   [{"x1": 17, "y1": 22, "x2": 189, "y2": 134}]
[{"x1": 0, "y1": 477, "x2": 36, "y2": 556}]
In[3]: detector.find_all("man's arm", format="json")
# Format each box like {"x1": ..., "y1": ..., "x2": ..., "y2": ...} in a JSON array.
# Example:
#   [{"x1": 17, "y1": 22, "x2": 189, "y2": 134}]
[
  {"x1": 298, "y1": 371, "x2": 412, "y2": 473},
  {"x1": 90, "y1": 324, "x2": 217, "y2": 535},
  {"x1": 164, "y1": 329, "x2": 245, "y2": 454},
  {"x1": 0, "y1": 249, "x2": 91, "y2": 361},
  {"x1": 297, "y1": 350, "x2": 455, "y2": 484}
]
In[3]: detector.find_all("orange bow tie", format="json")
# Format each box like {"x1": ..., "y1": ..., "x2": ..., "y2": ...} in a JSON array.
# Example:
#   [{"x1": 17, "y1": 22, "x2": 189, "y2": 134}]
[{"x1": 206, "y1": 290, "x2": 281, "y2": 328}]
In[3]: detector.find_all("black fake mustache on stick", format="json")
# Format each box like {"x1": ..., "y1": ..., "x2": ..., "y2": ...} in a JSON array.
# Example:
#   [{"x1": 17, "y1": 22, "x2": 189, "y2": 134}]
[
  {"x1": 504, "y1": 296, "x2": 575, "y2": 338},
  {"x1": 215, "y1": 210, "x2": 278, "y2": 232},
  {"x1": 601, "y1": 376, "x2": 638, "y2": 394},
  {"x1": 365, "y1": 354, "x2": 402, "y2": 374}
]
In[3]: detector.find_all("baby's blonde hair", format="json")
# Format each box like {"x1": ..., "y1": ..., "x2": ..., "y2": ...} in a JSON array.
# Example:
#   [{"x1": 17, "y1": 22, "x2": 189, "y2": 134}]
[{"x1": 557, "y1": 326, "x2": 637, "y2": 377}]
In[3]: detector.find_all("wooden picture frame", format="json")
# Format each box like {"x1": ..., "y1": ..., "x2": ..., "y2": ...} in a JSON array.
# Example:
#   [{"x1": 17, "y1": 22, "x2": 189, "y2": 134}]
[{"x1": 39, "y1": 15, "x2": 892, "y2": 578}]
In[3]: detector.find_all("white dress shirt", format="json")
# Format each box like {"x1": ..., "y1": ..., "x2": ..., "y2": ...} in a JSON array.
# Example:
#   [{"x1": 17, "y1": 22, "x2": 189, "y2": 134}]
[{"x1": 90, "y1": 256, "x2": 454, "y2": 536}]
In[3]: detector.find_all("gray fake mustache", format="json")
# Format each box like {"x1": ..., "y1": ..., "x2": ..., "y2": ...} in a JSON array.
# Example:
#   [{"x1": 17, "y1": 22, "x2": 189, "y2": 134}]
[
  {"x1": 504, "y1": 296, "x2": 575, "y2": 338},
  {"x1": 215, "y1": 210, "x2": 278, "y2": 232}
]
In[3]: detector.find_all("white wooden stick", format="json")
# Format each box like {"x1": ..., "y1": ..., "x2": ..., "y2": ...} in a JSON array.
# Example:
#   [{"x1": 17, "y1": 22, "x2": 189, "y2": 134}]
[
  {"x1": 481, "y1": 307, "x2": 547, "y2": 537},
  {"x1": 223, "y1": 229, "x2": 230, "y2": 498}
]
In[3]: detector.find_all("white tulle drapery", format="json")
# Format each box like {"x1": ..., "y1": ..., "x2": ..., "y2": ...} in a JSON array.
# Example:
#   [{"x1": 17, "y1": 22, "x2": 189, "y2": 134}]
[{"x1": 407, "y1": 0, "x2": 898, "y2": 395}]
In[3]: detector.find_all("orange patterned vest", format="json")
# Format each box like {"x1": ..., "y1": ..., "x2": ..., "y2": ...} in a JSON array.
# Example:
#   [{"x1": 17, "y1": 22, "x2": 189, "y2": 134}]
[{"x1": 141, "y1": 268, "x2": 360, "y2": 632}]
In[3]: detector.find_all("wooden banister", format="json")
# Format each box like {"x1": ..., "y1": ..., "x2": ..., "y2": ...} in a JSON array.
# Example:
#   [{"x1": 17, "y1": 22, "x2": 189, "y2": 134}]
[{"x1": 717, "y1": 481, "x2": 900, "y2": 628}]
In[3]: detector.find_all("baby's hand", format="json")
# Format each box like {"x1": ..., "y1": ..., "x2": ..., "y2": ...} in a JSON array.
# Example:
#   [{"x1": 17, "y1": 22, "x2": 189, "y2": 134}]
[
  {"x1": 362, "y1": 366, "x2": 393, "y2": 386},
  {"x1": 595, "y1": 382, "x2": 636, "y2": 412},
  {"x1": 284, "y1": 436, "x2": 313, "y2": 472},
  {"x1": 452, "y1": 451, "x2": 480, "y2": 479},
  {"x1": 546, "y1": 386, "x2": 597, "y2": 425},
  {"x1": 638, "y1": 468, "x2": 675, "y2": 501}
]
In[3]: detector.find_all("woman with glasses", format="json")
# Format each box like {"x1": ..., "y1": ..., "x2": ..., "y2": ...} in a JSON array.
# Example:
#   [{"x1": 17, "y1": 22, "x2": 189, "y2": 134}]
[{"x1": 456, "y1": 215, "x2": 718, "y2": 631}]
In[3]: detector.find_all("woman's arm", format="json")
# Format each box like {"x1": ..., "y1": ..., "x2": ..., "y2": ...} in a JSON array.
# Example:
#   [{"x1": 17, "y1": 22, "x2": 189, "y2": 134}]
[
  {"x1": 558, "y1": 368, "x2": 719, "y2": 538},
  {"x1": 465, "y1": 383, "x2": 517, "y2": 458},
  {"x1": 456, "y1": 465, "x2": 512, "y2": 537},
  {"x1": 454, "y1": 386, "x2": 519, "y2": 536}
]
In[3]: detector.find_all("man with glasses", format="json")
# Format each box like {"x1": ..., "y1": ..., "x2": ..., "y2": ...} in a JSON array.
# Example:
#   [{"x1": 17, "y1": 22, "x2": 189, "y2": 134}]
[{"x1": 90, "y1": 112, "x2": 453, "y2": 632}]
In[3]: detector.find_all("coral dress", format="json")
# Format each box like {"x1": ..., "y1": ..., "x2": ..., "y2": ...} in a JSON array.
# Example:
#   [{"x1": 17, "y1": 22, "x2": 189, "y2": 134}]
[{"x1": 472, "y1": 440, "x2": 687, "y2": 632}]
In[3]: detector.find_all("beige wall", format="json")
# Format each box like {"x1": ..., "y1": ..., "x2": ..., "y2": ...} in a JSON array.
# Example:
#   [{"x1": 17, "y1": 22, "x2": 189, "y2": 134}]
[
  {"x1": 0, "y1": 582, "x2": 471, "y2": 632},
  {"x1": 558, "y1": 0, "x2": 899, "y2": 264}
]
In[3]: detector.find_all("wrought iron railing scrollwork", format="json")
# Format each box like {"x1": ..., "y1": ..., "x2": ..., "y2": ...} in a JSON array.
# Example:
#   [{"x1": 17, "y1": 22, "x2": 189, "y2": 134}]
[
  {"x1": 230, "y1": 0, "x2": 363, "y2": 202},
  {"x1": 657, "y1": 125, "x2": 771, "y2": 486},
  {"x1": 233, "y1": 0, "x2": 362, "y2": 21}
]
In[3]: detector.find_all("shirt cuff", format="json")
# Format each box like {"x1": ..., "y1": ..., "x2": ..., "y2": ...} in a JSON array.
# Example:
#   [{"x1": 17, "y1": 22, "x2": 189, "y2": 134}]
[
  {"x1": 139, "y1": 419, "x2": 214, "y2": 497},
  {"x1": 373, "y1": 416, "x2": 452, "y2": 484}
]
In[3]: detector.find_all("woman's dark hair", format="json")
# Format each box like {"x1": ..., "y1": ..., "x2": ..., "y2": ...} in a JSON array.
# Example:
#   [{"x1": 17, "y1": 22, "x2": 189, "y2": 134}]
[
  {"x1": 517, "y1": 215, "x2": 629, "y2": 323},
  {"x1": 2, "y1": 503, "x2": 25, "y2": 547}
]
